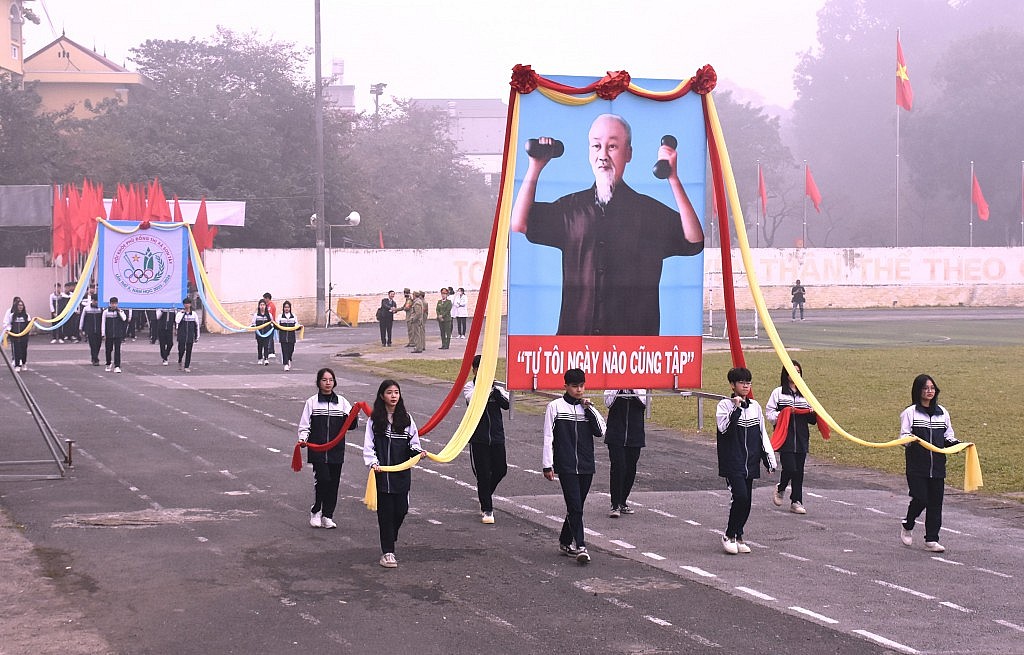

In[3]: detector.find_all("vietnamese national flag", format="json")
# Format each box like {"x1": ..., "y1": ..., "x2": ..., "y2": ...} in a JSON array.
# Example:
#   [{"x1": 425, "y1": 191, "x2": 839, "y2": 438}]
[
  {"x1": 972, "y1": 173, "x2": 990, "y2": 221},
  {"x1": 805, "y1": 165, "x2": 823, "y2": 213},
  {"x1": 757, "y1": 166, "x2": 768, "y2": 215},
  {"x1": 896, "y1": 33, "x2": 914, "y2": 111}
]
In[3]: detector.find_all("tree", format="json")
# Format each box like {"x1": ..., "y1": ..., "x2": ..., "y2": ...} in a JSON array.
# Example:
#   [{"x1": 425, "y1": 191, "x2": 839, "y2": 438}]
[
  {"x1": 0, "y1": 78, "x2": 74, "y2": 184},
  {"x1": 711, "y1": 91, "x2": 796, "y2": 247}
]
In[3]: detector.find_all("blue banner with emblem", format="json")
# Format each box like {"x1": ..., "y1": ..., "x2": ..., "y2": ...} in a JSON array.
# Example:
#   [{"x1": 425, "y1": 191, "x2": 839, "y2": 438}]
[{"x1": 97, "y1": 221, "x2": 188, "y2": 309}]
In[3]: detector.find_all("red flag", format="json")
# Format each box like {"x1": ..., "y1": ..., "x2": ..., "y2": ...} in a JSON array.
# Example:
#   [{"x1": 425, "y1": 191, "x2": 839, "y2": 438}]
[
  {"x1": 193, "y1": 197, "x2": 217, "y2": 252},
  {"x1": 172, "y1": 195, "x2": 184, "y2": 223},
  {"x1": 757, "y1": 166, "x2": 768, "y2": 215},
  {"x1": 896, "y1": 34, "x2": 914, "y2": 111},
  {"x1": 145, "y1": 178, "x2": 172, "y2": 221},
  {"x1": 805, "y1": 165, "x2": 822, "y2": 213},
  {"x1": 52, "y1": 185, "x2": 68, "y2": 266},
  {"x1": 378, "y1": 228, "x2": 385, "y2": 249},
  {"x1": 972, "y1": 173, "x2": 990, "y2": 221}
]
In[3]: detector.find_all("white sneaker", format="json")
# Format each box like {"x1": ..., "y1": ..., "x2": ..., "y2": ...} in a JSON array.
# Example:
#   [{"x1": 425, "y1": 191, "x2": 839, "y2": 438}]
[
  {"x1": 321, "y1": 517, "x2": 337, "y2": 529},
  {"x1": 900, "y1": 527, "x2": 913, "y2": 547},
  {"x1": 481, "y1": 511, "x2": 494, "y2": 524},
  {"x1": 184, "y1": 368, "x2": 191, "y2": 373},
  {"x1": 263, "y1": 359, "x2": 269, "y2": 366},
  {"x1": 50, "y1": 338, "x2": 58, "y2": 344},
  {"x1": 575, "y1": 546, "x2": 591, "y2": 564},
  {"x1": 790, "y1": 501, "x2": 806, "y2": 515},
  {"x1": 104, "y1": 365, "x2": 111, "y2": 372},
  {"x1": 772, "y1": 488, "x2": 783, "y2": 506},
  {"x1": 20, "y1": 365, "x2": 27, "y2": 371},
  {"x1": 256, "y1": 360, "x2": 262, "y2": 365},
  {"x1": 284, "y1": 363, "x2": 291, "y2": 371},
  {"x1": 736, "y1": 539, "x2": 752, "y2": 554},
  {"x1": 924, "y1": 541, "x2": 945, "y2": 553},
  {"x1": 722, "y1": 536, "x2": 739, "y2": 555},
  {"x1": 162, "y1": 360, "x2": 168, "y2": 366},
  {"x1": 114, "y1": 367, "x2": 122, "y2": 373},
  {"x1": 14, "y1": 366, "x2": 21, "y2": 373},
  {"x1": 379, "y1": 552, "x2": 398, "y2": 568},
  {"x1": 310, "y1": 511, "x2": 322, "y2": 528}
]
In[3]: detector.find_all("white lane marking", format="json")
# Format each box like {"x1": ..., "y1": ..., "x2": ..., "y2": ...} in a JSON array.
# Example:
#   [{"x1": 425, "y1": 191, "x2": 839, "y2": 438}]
[
  {"x1": 609, "y1": 540, "x2": 635, "y2": 549},
  {"x1": 266, "y1": 447, "x2": 281, "y2": 453},
  {"x1": 873, "y1": 579, "x2": 936, "y2": 600},
  {"x1": 852, "y1": 629, "x2": 919, "y2": 654},
  {"x1": 648, "y1": 508, "x2": 676, "y2": 518},
  {"x1": 680, "y1": 565, "x2": 716, "y2": 578},
  {"x1": 806, "y1": 492, "x2": 824, "y2": 498},
  {"x1": 995, "y1": 619, "x2": 1024, "y2": 633},
  {"x1": 605, "y1": 597, "x2": 633, "y2": 609},
  {"x1": 780, "y1": 552, "x2": 810, "y2": 562},
  {"x1": 931, "y1": 556, "x2": 962, "y2": 566},
  {"x1": 545, "y1": 515, "x2": 562, "y2": 523},
  {"x1": 517, "y1": 504, "x2": 543, "y2": 514},
  {"x1": 825, "y1": 564, "x2": 857, "y2": 576},
  {"x1": 684, "y1": 519, "x2": 701, "y2": 526},
  {"x1": 736, "y1": 586, "x2": 776, "y2": 601},
  {"x1": 941, "y1": 526, "x2": 966, "y2": 535},
  {"x1": 224, "y1": 491, "x2": 250, "y2": 496},
  {"x1": 831, "y1": 499, "x2": 854, "y2": 506},
  {"x1": 789, "y1": 606, "x2": 838, "y2": 624},
  {"x1": 219, "y1": 470, "x2": 237, "y2": 479},
  {"x1": 939, "y1": 601, "x2": 972, "y2": 613},
  {"x1": 642, "y1": 552, "x2": 666, "y2": 561},
  {"x1": 427, "y1": 519, "x2": 442, "y2": 525},
  {"x1": 865, "y1": 507, "x2": 888, "y2": 515},
  {"x1": 975, "y1": 567, "x2": 1013, "y2": 579},
  {"x1": 644, "y1": 615, "x2": 672, "y2": 627},
  {"x1": 584, "y1": 528, "x2": 602, "y2": 537}
]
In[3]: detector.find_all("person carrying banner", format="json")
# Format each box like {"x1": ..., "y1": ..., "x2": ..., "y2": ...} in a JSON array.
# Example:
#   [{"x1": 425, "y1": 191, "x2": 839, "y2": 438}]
[
  {"x1": 251, "y1": 299, "x2": 273, "y2": 365},
  {"x1": 155, "y1": 307, "x2": 176, "y2": 366},
  {"x1": 4, "y1": 298, "x2": 31, "y2": 372},
  {"x1": 175, "y1": 297, "x2": 200, "y2": 372},
  {"x1": 101, "y1": 297, "x2": 130, "y2": 373},
  {"x1": 765, "y1": 361, "x2": 825, "y2": 515},
  {"x1": 298, "y1": 367, "x2": 356, "y2": 531},
  {"x1": 79, "y1": 294, "x2": 104, "y2": 366},
  {"x1": 604, "y1": 389, "x2": 647, "y2": 518},
  {"x1": 511, "y1": 113, "x2": 704, "y2": 336},
  {"x1": 464, "y1": 355, "x2": 509, "y2": 524},
  {"x1": 277, "y1": 300, "x2": 300, "y2": 371}
]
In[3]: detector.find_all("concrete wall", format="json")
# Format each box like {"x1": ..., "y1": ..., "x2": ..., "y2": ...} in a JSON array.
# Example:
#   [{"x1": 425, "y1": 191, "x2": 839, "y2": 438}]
[{"x1": 5, "y1": 247, "x2": 1023, "y2": 333}]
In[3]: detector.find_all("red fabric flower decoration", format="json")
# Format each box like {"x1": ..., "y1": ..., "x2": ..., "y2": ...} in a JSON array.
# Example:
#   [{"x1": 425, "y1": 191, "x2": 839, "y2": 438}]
[
  {"x1": 595, "y1": 70, "x2": 631, "y2": 100},
  {"x1": 510, "y1": 64, "x2": 539, "y2": 94},
  {"x1": 139, "y1": 221, "x2": 151, "y2": 230},
  {"x1": 692, "y1": 65, "x2": 717, "y2": 95}
]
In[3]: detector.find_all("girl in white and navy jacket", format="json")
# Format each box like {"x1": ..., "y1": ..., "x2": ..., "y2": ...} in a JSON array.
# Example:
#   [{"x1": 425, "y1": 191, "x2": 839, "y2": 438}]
[
  {"x1": 4, "y1": 297, "x2": 31, "y2": 371},
  {"x1": 899, "y1": 374, "x2": 959, "y2": 553},
  {"x1": 298, "y1": 367, "x2": 355, "y2": 530},
  {"x1": 765, "y1": 361, "x2": 817, "y2": 514},
  {"x1": 251, "y1": 299, "x2": 273, "y2": 365},
  {"x1": 277, "y1": 300, "x2": 300, "y2": 371}
]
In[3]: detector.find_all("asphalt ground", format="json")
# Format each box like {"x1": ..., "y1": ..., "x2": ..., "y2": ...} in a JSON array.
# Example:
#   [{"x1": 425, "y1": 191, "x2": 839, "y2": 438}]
[{"x1": 2, "y1": 308, "x2": 1023, "y2": 655}]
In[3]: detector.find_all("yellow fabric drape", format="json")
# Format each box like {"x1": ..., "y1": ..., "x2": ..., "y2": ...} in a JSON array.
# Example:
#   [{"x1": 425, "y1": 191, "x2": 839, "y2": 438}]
[{"x1": 704, "y1": 94, "x2": 983, "y2": 492}]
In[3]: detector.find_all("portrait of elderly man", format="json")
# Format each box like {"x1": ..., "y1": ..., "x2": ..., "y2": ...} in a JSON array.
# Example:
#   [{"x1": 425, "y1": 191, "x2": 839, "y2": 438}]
[{"x1": 510, "y1": 113, "x2": 704, "y2": 336}]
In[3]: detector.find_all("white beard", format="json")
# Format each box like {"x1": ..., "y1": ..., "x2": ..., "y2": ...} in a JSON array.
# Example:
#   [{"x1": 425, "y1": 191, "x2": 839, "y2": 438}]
[{"x1": 595, "y1": 168, "x2": 616, "y2": 206}]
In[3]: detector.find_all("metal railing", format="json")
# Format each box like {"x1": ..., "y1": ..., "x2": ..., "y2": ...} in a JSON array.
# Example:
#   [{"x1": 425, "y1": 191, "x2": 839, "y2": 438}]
[{"x1": 0, "y1": 347, "x2": 71, "y2": 480}]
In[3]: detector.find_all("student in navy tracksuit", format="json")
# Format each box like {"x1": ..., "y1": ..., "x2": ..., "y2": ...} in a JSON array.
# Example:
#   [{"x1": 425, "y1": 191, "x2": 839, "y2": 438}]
[
  {"x1": 463, "y1": 355, "x2": 509, "y2": 524},
  {"x1": 363, "y1": 379, "x2": 424, "y2": 569},
  {"x1": 175, "y1": 298, "x2": 200, "y2": 372},
  {"x1": 79, "y1": 295, "x2": 104, "y2": 366},
  {"x1": 4, "y1": 298, "x2": 31, "y2": 371},
  {"x1": 155, "y1": 308, "x2": 176, "y2": 365},
  {"x1": 604, "y1": 389, "x2": 647, "y2": 518},
  {"x1": 765, "y1": 361, "x2": 817, "y2": 514},
  {"x1": 101, "y1": 297, "x2": 130, "y2": 372},
  {"x1": 542, "y1": 368, "x2": 606, "y2": 565},
  {"x1": 251, "y1": 299, "x2": 273, "y2": 365},
  {"x1": 277, "y1": 300, "x2": 300, "y2": 371},
  {"x1": 298, "y1": 367, "x2": 355, "y2": 530},
  {"x1": 716, "y1": 367, "x2": 776, "y2": 555},
  {"x1": 899, "y1": 374, "x2": 959, "y2": 553}
]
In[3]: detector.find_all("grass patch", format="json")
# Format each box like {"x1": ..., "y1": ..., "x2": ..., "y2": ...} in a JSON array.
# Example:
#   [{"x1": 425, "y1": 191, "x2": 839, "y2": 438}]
[{"x1": 369, "y1": 347, "x2": 1023, "y2": 496}]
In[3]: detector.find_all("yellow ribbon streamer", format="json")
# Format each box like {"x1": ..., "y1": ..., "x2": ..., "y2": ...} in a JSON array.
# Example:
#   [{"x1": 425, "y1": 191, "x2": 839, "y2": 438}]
[
  {"x1": 704, "y1": 94, "x2": 983, "y2": 492},
  {"x1": 536, "y1": 86, "x2": 597, "y2": 106}
]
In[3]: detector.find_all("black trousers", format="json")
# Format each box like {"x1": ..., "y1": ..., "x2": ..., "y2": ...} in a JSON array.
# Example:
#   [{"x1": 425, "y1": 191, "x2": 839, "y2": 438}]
[
  {"x1": 456, "y1": 316, "x2": 467, "y2": 336},
  {"x1": 379, "y1": 318, "x2": 393, "y2": 346},
  {"x1": 470, "y1": 442, "x2": 507, "y2": 512},
  {"x1": 87, "y1": 333, "x2": 102, "y2": 363},
  {"x1": 177, "y1": 341, "x2": 194, "y2": 368},
  {"x1": 777, "y1": 451, "x2": 807, "y2": 503},
  {"x1": 10, "y1": 337, "x2": 28, "y2": 367},
  {"x1": 280, "y1": 341, "x2": 295, "y2": 365},
  {"x1": 904, "y1": 475, "x2": 944, "y2": 542},
  {"x1": 104, "y1": 337, "x2": 122, "y2": 367},
  {"x1": 376, "y1": 491, "x2": 409, "y2": 554},
  {"x1": 607, "y1": 445, "x2": 642, "y2": 508},
  {"x1": 311, "y1": 461, "x2": 343, "y2": 518},
  {"x1": 557, "y1": 471, "x2": 593, "y2": 548},
  {"x1": 256, "y1": 335, "x2": 271, "y2": 360},
  {"x1": 159, "y1": 331, "x2": 174, "y2": 361},
  {"x1": 724, "y1": 473, "x2": 754, "y2": 540}
]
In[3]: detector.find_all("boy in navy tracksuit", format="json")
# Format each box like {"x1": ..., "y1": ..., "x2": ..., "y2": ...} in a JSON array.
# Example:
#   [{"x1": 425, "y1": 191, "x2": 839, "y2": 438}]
[
  {"x1": 175, "y1": 298, "x2": 200, "y2": 372},
  {"x1": 604, "y1": 389, "x2": 647, "y2": 517},
  {"x1": 716, "y1": 367, "x2": 777, "y2": 555},
  {"x1": 542, "y1": 368, "x2": 606, "y2": 565},
  {"x1": 155, "y1": 308, "x2": 176, "y2": 365},
  {"x1": 101, "y1": 297, "x2": 130, "y2": 372},
  {"x1": 463, "y1": 355, "x2": 509, "y2": 524},
  {"x1": 78, "y1": 295, "x2": 104, "y2": 365}
]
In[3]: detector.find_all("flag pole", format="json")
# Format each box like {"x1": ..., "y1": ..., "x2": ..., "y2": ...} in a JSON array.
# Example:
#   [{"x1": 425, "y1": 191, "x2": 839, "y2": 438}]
[
  {"x1": 755, "y1": 161, "x2": 761, "y2": 248},
  {"x1": 895, "y1": 29, "x2": 901, "y2": 248},
  {"x1": 802, "y1": 160, "x2": 808, "y2": 248},
  {"x1": 1020, "y1": 160, "x2": 1023, "y2": 247},
  {"x1": 969, "y1": 161, "x2": 975, "y2": 248}
]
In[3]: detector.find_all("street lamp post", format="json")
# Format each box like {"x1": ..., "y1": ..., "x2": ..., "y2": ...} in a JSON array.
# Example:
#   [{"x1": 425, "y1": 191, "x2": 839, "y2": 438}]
[
  {"x1": 314, "y1": 0, "x2": 327, "y2": 326},
  {"x1": 370, "y1": 83, "x2": 387, "y2": 116}
]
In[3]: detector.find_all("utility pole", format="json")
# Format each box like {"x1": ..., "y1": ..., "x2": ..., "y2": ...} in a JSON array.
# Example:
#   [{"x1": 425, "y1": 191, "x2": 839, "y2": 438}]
[{"x1": 314, "y1": 0, "x2": 327, "y2": 326}]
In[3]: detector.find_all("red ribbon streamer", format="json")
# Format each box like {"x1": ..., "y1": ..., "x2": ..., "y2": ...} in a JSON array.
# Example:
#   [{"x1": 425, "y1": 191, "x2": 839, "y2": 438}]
[
  {"x1": 291, "y1": 401, "x2": 373, "y2": 472},
  {"x1": 770, "y1": 406, "x2": 831, "y2": 451}
]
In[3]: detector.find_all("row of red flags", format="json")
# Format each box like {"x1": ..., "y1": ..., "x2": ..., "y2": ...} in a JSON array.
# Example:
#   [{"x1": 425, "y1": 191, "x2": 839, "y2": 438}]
[{"x1": 51, "y1": 178, "x2": 219, "y2": 265}]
